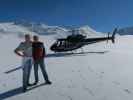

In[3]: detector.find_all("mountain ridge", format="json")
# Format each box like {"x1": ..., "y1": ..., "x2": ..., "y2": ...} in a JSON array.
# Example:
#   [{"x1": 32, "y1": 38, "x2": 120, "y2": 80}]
[{"x1": 0, "y1": 21, "x2": 102, "y2": 38}]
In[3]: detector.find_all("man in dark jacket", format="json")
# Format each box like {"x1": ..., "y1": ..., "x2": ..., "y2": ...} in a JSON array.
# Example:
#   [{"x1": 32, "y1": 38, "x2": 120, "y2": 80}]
[{"x1": 32, "y1": 35, "x2": 51, "y2": 85}]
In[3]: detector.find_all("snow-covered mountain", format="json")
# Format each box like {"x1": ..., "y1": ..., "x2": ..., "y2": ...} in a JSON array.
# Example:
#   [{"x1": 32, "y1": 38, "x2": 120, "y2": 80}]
[
  {"x1": 13, "y1": 21, "x2": 102, "y2": 38},
  {"x1": 0, "y1": 22, "x2": 36, "y2": 38},
  {"x1": 118, "y1": 27, "x2": 133, "y2": 35},
  {"x1": 0, "y1": 21, "x2": 102, "y2": 39}
]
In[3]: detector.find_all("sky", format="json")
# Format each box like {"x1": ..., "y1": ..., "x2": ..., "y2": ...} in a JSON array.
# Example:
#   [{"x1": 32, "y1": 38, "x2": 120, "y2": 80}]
[{"x1": 0, "y1": 0, "x2": 133, "y2": 32}]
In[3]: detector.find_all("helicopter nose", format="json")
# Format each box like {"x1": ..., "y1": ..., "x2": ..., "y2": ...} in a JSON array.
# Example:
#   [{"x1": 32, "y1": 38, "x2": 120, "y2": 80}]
[
  {"x1": 50, "y1": 44, "x2": 57, "y2": 51},
  {"x1": 50, "y1": 45, "x2": 54, "y2": 50}
]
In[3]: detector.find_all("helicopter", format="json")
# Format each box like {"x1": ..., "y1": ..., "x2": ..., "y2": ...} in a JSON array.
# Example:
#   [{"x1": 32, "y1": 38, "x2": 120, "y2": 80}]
[{"x1": 50, "y1": 28, "x2": 117, "y2": 52}]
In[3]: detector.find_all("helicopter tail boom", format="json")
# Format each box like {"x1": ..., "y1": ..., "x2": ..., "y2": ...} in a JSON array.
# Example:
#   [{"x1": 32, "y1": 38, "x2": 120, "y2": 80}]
[{"x1": 111, "y1": 28, "x2": 117, "y2": 43}]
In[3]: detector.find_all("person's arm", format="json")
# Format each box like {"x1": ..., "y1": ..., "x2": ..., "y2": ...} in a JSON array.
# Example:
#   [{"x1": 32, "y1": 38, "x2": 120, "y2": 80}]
[
  {"x1": 14, "y1": 49, "x2": 24, "y2": 57},
  {"x1": 14, "y1": 42, "x2": 24, "y2": 57},
  {"x1": 41, "y1": 43, "x2": 46, "y2": 57},
  {"x1": 43, "y1": 46, "x2": 46, "y2": 57},
  {"x1": 32, "y1": 43, "x2": 34, "y2": 58}
]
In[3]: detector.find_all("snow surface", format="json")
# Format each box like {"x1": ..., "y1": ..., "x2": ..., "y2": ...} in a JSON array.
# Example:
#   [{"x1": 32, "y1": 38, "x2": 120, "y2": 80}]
[{"x1": 0, "y1": 23, "x2": 133, "y2": 100}]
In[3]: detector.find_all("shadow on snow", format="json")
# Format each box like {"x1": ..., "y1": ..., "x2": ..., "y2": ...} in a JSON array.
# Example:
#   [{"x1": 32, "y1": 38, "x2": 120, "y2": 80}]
[{"x1": 0, "y1": 83, "x2": 47, "y2": 100}]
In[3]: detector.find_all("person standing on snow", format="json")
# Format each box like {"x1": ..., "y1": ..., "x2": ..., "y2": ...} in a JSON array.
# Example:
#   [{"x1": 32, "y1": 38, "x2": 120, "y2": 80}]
[
  {"x1": 32, "y1": 35, "x2": 52, "y2": 85},
  {"x1": 14, "y1": 34, "x2": 33, "y2": 92}
]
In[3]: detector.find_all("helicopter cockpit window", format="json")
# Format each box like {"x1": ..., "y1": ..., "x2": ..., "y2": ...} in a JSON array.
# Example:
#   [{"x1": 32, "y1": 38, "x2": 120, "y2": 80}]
[{"x1": 56, "y1": 41, "x2": 60, "y2": 47}]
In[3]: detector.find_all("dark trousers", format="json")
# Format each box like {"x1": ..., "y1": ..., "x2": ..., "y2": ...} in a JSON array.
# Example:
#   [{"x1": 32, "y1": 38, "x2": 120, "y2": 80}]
[
  {"x1": 23, "y1": 59, "x2": 32, "y2": 88},
  {"x1": 34, "y1": 59, "x2": 49, "y2": 83}
]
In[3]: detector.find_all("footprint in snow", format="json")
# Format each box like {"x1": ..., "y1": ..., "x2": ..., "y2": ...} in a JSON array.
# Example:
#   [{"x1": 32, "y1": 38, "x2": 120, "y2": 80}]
[
  {"x1": 88, "y1": 66, "x2": 104, "y2": 79},
  {"x1": 124, "y1": 89, "x2": 132, "y2": 94},
  {"x1": 84, "y1": 87, "x2": 95, "y2": 96},
  {"x1": 101, "y1": 71, "x2": 104, "y2": 74},
  {"x1": 112, "y1": 81, "x2": 132, "y2": 94}
]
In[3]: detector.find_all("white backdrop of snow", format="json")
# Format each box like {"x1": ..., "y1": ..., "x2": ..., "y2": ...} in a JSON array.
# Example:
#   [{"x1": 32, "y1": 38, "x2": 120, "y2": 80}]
[{"x1": 0, "y1": 22, "x2": 133, "y2": 100}]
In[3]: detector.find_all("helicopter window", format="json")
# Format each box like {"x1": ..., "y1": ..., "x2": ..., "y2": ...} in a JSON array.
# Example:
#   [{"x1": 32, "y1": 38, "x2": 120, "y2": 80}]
[
  {"x1": 57, "y1": 41, "x2": 61, "y2": 46},
  {"x1": 56, "y1": 41, "x2": 62, "y2": 47},
  {"x1": 61, "y1": 41, "x2": 65, "y2": 46}
]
